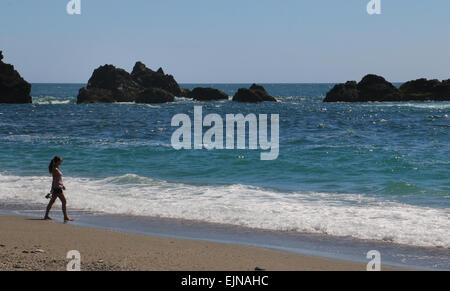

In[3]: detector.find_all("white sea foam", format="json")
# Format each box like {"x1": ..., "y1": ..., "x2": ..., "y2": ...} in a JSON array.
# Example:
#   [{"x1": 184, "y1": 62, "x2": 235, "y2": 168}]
[
  {"x1": 397, "y1": 103, "x2": 450, "y2": 109},
  {"x1": 33, "y1": 96, "x2": 74, "y2": 105},
  {"x1": 366, "y1": 103, "x2": 450, "y2": 110},
  {"x1": 0, "y1": 173, "x2": 448, "y2": 248},
  {"x1": 174, "y1": 97, "x2": 192, "y2": 102}
]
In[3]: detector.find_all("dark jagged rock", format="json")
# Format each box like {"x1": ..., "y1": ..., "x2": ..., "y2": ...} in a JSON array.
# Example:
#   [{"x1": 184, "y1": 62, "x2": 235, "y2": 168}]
[
  {"x1": 131, "y1": 62, "x2": 182, "y2": 96},
  {"x1": 437, "y1": 80, "x2": 450, "y2": 100},
  {"x1": 77, "y1": 62, "x2": 183, "y2": 103},
  {"x1": 0, "y1": 50, "x2": 32, "y2": 104},
  {"x1": 233, "y1": 88, "x2": 260, "y2": 103},
  {"x1": 325, "y1": 74, "x2": 450, "y2": 102},
  {"x1": 77, "y1": 65, "x2": 142, "y2": 104},
  {"x1": 86, "y1": 65, "x2": 139, "y2": 92},
  {"x1": 189, "y1": 87, "x2": 228, "y2": 101},
  {"x1": 233, "y1": 84, "x2": 277, "y2": 103},
  {"x1": 135, "y1": 88, "x2": 175, "y2": 104},
  {"x1": 77, "y1": 65, "x2": 141, "y2": 104},
  {"x1": 248, "y1": 84, "x2": 277, "y2": 102},
  {"x1": 400, "y1": 78, "x2": 450, "y2": 101},
  {"x1": 323, "y1": 81, "x2": 359, "y2": 102},
  {"x1": 180, "y1": 88, "x2": 192, "y2": 98},
  {"x1": 249, "y1": 84, "x2": 267, "y2": 92},
  {"x1": 77, "y1": 88, "x2": 116, "y2": 104},
  {"x1": 324, "y1": 74, "x2": 401, "y2": 102},
  {"x1": 357, "y1": 74, "x2": 402, "y2": 101}
]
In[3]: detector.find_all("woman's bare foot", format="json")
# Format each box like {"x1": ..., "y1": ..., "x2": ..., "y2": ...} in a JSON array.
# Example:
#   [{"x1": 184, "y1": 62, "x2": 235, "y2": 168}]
[
  {"x1": 64, "y1": 217, "x2": 74, "y2": 222},
  {"x1": 44, "y1": 216, "x2": 52, "y2": 220}
]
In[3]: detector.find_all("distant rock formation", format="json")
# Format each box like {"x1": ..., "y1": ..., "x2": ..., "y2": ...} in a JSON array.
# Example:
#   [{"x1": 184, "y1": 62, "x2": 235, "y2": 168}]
[
  {"x1": 189, "y1": 87, "x2": 228, "y2": 101},
  {"x1": 77, "y1": 65, "x2": 141, "y2": 104},
  {"x1": 77, "y1": 62, "x2": 182, "y2": 104},
  {"x1": 136, "y1": 88, "x2": 175, "y2": 104},
  {"x1": 0, "y1": 50, "x2": 32, "y2": 104},
  {"x1": 77, "y1": 87, "x2": 120, "y2": 104},
  {"x1": 131, "y1": 62, "x2": 182, "y2": 96},
  {"x1": 325, "y1": 74, "x2": 450, "y2": 102},
  {"x1": 357, "y1": 75, "x2": 402, "y2": 101},
  {"x1": 324, "y1": 75, "x2": 401, "y2": 102},
  {"x1": 324, "y1": 81, "x2": 359, "y2": 102},
  {"x1": 400, "y1": 79, "x2": 450, "y2": 101},
  {"x1": 233, "y1": 84, "x2": 277, "y2": 103},
  {"x1": 180, "y1": 88, "x2": 192, "y2": 98}
]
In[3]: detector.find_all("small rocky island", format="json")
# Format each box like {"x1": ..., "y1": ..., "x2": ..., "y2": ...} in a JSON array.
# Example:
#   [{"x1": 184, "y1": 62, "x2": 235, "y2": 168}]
[
  {"x1": 324, "y1": 74, "x2": 450, "y2": 102},
  {"x1": 0, "y1": 51, "x2": 32, "y2": 104},
  {"x1": 188, "y1": 87, "x2": 229, "y2": 101},
  {"x1": 233, "y1": 84, "x2": 277, "y2": 103},
  {"x1": 186, "y1": 84, "x2": 277, "y2": 103},
  {"x1": 77, "y1": 62, "x2": 184, "y2": 104}
]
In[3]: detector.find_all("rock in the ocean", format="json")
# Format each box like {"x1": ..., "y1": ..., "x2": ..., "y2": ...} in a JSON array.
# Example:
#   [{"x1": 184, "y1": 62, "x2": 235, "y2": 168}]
[
  {"x1": 233, "y1": 84, "x2": 277, "y2": 103},
  {"x1": 324, "y1": 74, "x2": 401, "y2": 102},
  {"x1": 357, "y1": 74, "x2": 402, "y2": 102},
  {"x1": 325, "y1": 74, "x2": 450, "y2": 102},
  {"x1": 189, "y1": 87, "x2": 229, "y2": 101},
  {"x1": 323, "y1": 81, "x2": 359, "y2": 102},
  {"x1": 131, "y1": 62, "x2": 182, "y2": 96},
  {"x1": 77, "y1": 88, "x2": 115, "y2": 104},
  {"x1": 180, "y1": 88, "x2": 192, "y2": 98},
  {"x1": 77, "y1": 62, "x2": 184, "y2": 104},
  {"x1": 400, "y1": 78, "x2": 450, "y2": 101},
  {"x1": 87, "y1": 65, "x2": 138, "y2": 91},
  {"x1": 135, "y1": 88, "x2": 175, "y2": 104},
  {"x1": 77, "y1": 65, "x2": 141, "y2": 104},
  {"x1": 0, "y1": 50, "x2": 32, "y2": 104}
]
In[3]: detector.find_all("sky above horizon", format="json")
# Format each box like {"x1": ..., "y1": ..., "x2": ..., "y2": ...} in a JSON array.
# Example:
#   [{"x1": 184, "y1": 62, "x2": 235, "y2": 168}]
[{"x1": 1, "y1": 0, "x2": 450, "y2": 83}]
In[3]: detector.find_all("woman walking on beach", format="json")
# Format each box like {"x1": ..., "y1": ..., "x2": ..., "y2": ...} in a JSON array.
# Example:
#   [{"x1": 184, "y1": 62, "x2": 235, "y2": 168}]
[{"x1": 44, "y1": 156, "x2": 73, "y2": 222}]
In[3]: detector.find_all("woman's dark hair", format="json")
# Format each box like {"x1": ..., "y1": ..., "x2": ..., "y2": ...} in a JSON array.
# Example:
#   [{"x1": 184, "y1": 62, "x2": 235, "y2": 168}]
[{"x1": 48, "y1": 156, "x2": 63, "y2": 174}]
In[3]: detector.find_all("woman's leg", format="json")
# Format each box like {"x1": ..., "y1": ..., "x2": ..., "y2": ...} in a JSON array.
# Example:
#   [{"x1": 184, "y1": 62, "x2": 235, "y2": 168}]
[
  {"x1": 58, "y1": 192, "x2": 73, "y2": 222},
  {"x1": 44, "y1": 195, "x2": 57, "y2": 220}
]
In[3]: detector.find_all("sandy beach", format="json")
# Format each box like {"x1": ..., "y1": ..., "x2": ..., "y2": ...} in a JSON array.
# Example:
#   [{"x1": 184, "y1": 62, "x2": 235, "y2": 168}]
[{"x1": 0, "y1": 214, "x2": 401, "y2": 271}]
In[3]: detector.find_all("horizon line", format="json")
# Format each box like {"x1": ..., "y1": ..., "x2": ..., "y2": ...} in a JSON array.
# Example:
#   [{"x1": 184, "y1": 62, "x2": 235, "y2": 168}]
[{"x1": 28, "y1": 81, "x2": 407, "y2": 85}]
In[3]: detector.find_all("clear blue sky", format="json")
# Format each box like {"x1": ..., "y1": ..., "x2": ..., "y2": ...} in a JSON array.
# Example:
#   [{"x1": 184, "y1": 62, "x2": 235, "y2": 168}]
[{"x1": 1, "y1": 0, "x2": 449, "y2": 83}]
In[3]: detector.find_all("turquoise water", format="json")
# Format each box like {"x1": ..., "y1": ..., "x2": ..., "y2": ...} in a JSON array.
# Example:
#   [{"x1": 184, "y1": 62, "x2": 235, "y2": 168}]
[{"x1": 0, "y1": 83, "x2": 449, "y2": 248}]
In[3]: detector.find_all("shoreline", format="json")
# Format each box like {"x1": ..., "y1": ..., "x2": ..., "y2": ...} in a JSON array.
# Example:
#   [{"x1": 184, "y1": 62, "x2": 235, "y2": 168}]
[
  {"x1": 0, "y1": 214, "x2": 396, "y2": 271},
  {"x1": 1, "y1": 201, "x2": 449, "y2": 271}
]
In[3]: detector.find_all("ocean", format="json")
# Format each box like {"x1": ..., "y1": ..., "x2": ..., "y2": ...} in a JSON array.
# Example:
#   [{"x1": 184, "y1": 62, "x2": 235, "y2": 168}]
[{"x1": 0, "y1": 83, "x2": 449, "y2": 266}]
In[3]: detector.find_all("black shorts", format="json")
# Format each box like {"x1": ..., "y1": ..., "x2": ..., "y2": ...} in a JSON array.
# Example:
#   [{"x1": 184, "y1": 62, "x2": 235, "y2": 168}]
[{"x1": 52, "y1": 188, "x2": 63, "y2": 196}]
